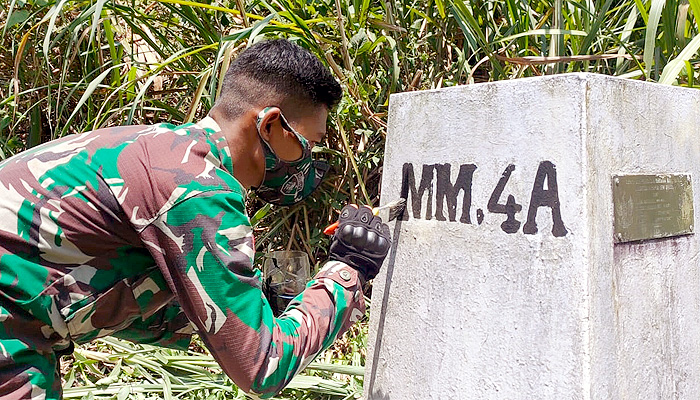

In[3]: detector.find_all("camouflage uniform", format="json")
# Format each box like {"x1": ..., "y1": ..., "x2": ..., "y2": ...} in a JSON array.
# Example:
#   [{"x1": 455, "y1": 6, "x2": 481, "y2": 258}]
[{"x1": 0, "y1": 118, "x2": 365, "y2": 399}]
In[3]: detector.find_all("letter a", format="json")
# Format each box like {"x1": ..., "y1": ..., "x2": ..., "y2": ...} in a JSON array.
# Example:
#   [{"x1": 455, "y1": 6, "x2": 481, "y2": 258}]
[{"x1": 523, "y1": 161, "x2": 567, "y2": 237}]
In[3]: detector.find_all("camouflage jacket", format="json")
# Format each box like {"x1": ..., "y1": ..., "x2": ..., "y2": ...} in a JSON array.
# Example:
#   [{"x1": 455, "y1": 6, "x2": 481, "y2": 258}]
[{"x1": 0, "y1": 117, "x2": 365, "y2": 397}]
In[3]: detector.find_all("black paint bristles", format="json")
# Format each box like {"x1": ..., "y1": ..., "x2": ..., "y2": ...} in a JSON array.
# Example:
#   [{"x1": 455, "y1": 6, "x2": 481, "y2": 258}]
[{"x1": 376, "y1": 198, "x2": 406, "y2": 222}]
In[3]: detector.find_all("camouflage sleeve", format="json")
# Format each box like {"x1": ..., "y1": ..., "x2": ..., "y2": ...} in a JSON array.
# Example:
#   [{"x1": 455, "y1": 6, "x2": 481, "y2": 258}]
[{"x1": 138, "y1": 189, "x2": 365, "y2": 397}]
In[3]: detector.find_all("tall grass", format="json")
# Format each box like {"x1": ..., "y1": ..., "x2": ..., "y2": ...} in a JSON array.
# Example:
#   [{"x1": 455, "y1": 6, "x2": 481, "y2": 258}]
[
  {"x1": 3, "y1": 0, "x2": 700, "y2": 398},
  {"x1": 61, "y1": 335, "x2": 365, "y2": 399}
]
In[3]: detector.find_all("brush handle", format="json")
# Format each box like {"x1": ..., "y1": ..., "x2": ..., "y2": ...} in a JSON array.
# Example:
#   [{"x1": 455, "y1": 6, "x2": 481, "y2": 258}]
[{"x1": 323, "y1": 221, "x2": 340, "y2": 235}]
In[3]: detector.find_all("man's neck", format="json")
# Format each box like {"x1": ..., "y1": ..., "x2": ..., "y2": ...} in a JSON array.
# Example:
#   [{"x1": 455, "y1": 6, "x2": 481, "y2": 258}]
[{"x1": 208, "y1": 108, "x2": 264, "y2": 189}]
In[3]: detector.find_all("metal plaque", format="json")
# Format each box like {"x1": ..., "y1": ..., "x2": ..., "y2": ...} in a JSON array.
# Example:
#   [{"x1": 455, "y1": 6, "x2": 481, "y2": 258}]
[{"x1": 613, "y1": 174, "x2": 694, "y2": 243}]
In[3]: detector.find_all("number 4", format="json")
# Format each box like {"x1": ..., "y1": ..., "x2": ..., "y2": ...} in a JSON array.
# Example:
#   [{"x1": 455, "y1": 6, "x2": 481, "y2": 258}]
[
  {"x1": 488, "y1": 164, "x2": 522, "y2": 234},
  {"x1": 488, "y1": 162, "x2": 568, "y2": 237}
]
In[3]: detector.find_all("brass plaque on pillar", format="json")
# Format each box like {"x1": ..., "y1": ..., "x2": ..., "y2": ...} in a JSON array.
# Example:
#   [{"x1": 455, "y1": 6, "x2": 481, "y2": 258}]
[{"x1": 613, "y1": 174, "x2": 694, "y2": 243}]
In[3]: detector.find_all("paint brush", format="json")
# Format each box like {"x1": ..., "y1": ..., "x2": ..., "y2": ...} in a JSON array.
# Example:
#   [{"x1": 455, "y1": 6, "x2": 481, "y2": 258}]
[{"x1": 323, "y1": 198, "x2": 407, "y2": 235}]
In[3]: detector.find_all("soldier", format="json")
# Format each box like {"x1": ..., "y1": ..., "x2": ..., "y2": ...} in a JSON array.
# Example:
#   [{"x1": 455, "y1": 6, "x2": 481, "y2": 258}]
[{"x1": 0, "y1": 39, "x2": 391, "y2": 399}]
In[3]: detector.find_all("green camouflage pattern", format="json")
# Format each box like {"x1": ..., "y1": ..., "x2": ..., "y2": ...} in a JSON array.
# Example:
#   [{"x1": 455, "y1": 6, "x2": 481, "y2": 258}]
[{"x1": 0, "y1": 117, "x2": 365, "y2": 399}]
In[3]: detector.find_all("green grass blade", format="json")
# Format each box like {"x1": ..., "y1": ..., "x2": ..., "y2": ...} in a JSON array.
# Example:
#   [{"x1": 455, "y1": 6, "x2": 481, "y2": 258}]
[
  {"x1": 449, "y1": 0, "x2": 506, "y2": 78},
  {"x1": 616, "y1": 4, "x2": 638, "y2": 73},
  {"x1": 634, "y1": 0, "x2": 649, "y2": 23},
  {"x1": 435, "y1": 0, "x2": 447, "y2": 18},
  {"x1": 277, "y1": 0, "x2": 317, "y2": 45},
  {"x1": 307, "y1": 362, "x2": 364, "y2": 376},
  {"x1": 447, "y1": 0, "x2": 478, "y2": 51},
  {"x1": 251, "y1": 203, "x2": 273, "y2": 227},
  {"x1": 42, "y1": 0, "x2": 70, "y2": 63},
  {"x1": 578, "y1": 0, "x2": 614, "y2": 56},
  {"x1": 102, "y1": 12, "x2": 121, "y2": 86},
  {"x1": 686, "y1": 60, "x2": 694, "y2": 87},
  {"x1": 62, "y1": 65, "x2": 123, "y2": 135},
  {"x1": 659, "y1": 32, "x2": 700, "y2": 84},
  {"x1": 690, "y1": 0, "x2": 700, "y2": 28},
  {"x1": 185, "y1": 69, "x2": 212, "y2": 122},
  {"x1": 644, "y1": 0, "x2": 666, "y2": 77},
  {"x1": 359, "y1": 0, "x2": 371, "y2": 25},
  {"x1": 249, "y1": 13, "x2": 277, "y2": 43},
  {"x1": 3, "y1": 0, "x2": 19, "y2": 36},
  {"x1": 29, "y1": 106, "x2": 42, "y2": 148},
  {"x1": 89, "y1": 0, "x2": 109, "y2": 44}
]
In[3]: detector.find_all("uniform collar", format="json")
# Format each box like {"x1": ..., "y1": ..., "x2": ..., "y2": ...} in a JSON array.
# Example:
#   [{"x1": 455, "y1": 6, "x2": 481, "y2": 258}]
[{"x1": 195, "y1": 116, "x2": 235, "y2": 176}]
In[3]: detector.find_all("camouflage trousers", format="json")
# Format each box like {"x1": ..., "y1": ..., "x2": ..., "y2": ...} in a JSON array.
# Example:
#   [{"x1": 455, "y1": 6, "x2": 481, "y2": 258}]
[{"x1": 0, "y1": 299, "x2": 63, "y2": 400}]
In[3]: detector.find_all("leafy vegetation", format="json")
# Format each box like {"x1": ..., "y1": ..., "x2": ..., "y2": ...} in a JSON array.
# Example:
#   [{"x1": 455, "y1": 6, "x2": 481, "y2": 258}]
[
  {"x1": 60, "y1": 331, "x2": 367, "y2": 399},
  {"x1": 3, "y1": 0, "x2": 700, "y2": 397}
]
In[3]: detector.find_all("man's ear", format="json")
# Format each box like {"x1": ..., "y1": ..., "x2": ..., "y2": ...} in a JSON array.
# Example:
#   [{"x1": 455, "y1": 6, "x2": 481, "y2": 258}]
[{"x1": 257, "y1": 107, "x2": 282, "y2": 142}]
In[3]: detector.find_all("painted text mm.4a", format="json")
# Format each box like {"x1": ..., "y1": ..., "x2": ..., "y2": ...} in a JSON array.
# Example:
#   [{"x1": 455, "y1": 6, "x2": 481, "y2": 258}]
[{"x1": 400, "y1": 162, "x2": 568, "y2": 237}]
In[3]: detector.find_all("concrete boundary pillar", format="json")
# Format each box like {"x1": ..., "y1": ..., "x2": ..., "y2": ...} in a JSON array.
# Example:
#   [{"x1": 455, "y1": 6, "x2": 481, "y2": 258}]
[{"x1": 367, "y1": 73, "x2": 700, "y2": 399}]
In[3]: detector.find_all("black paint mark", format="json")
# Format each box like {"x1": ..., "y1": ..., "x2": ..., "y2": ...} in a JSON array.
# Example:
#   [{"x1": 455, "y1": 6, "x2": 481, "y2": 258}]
[
  {"x1": 501, "y1": 195, "x2": 522, "y2": 233},
  {"x1": 401, "y1": 163, "x2": 435, "y2": 221},
  {"x1": 400, "y1": 161, "x2": 567, "y2": 238},
  {"x1": 435, "y1": 163, "x2": 477, "y2": 223},
  {"x1": 522, "y1": 161, "x2": 568, "y2": 237},
  {"x1": 488, "y1": 164, "x2": 522, "y2": 234}
]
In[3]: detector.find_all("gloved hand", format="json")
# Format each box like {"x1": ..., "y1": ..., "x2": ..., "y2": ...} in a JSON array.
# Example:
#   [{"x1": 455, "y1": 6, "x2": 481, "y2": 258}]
[{"x1": 328, "y1": 205, "x2": 392, "y2": 283}]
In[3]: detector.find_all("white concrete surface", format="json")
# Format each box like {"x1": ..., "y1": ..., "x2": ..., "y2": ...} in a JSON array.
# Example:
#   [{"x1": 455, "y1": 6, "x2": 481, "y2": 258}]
[{"x1": 366, "y1": 73, "x2": 700, "y2": 400}]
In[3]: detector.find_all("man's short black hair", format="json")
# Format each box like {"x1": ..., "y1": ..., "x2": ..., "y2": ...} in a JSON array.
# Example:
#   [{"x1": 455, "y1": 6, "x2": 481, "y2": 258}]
[{"x1": 216, "y1": 39, "x2": 342, "y2": 120}]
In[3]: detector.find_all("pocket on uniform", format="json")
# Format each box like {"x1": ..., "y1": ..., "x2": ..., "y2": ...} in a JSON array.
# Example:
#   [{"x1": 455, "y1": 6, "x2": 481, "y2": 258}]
[
  {"x1": 65, "y1": 269, "x2": 174, "y2": 340},
  {"x1": 65, "y1": 278, "x2": 142, "y2": 339}
]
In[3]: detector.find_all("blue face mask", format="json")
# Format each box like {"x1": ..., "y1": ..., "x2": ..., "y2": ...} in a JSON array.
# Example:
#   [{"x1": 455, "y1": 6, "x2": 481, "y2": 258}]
[{"x1": 252, "y1": 108, "x2": 329, "y2": 206}]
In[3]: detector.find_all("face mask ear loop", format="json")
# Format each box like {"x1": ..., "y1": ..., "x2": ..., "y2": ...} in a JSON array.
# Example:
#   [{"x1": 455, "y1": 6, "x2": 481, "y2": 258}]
[
  {"x1": 256, "y1": 107, "x2": 307, "y2": 147},
  {"x1": 252, "y1": 107, "x2": 276, "y2": 191},
  {"x1": 256, "y1": 107, "x2": 275, "y2": 140},
  {"x1": 252, "y1": 107, "x2": 315, "y2": 200},
  {"x1": 258, "y1": 109, "x2": 309, "y2": 163}
]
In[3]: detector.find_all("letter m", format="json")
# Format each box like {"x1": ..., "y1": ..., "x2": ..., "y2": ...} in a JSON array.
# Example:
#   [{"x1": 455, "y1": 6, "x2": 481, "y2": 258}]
[{"x1": 400, "y1": 163, "x2": 435, "y2": 220}]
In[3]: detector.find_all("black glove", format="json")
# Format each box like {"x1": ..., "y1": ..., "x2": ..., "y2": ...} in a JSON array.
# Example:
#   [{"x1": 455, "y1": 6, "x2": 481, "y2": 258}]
[{"x1": 328, "y1": 205, "x2": 392, "y2": 282}]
